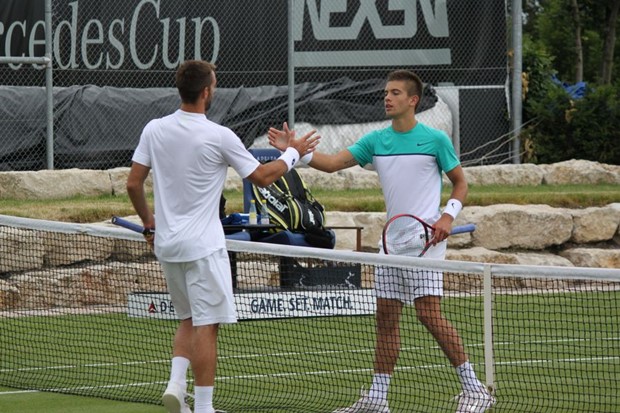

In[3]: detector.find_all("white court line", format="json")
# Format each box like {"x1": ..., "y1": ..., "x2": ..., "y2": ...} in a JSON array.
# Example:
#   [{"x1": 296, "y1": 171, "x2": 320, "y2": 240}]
[{"x1": 2, "y1": 354, "x2": 619, "y2": 397}]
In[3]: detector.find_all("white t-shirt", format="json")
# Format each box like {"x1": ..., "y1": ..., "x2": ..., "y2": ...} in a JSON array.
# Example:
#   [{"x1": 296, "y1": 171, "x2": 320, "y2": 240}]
[
  {"x1": 132, "y1": 109, "x2": 259, "y2": 262},
  {"x1": 348, "y1": 122, "x2": 460, "y2": 224}
]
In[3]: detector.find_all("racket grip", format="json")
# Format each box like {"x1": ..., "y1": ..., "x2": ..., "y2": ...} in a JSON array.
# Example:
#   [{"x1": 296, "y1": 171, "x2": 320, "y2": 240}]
[
  {"x1": 450, "y1": 223, "x2": 476, "y2": 235},
  {"x1": 111, "y1": 216, "x2": 144, "y2": 234}
]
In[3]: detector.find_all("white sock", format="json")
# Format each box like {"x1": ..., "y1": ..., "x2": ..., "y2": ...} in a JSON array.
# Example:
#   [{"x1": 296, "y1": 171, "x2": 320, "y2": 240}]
[
  {"x1": 456, "y1": 361, "x2": 483, "y2": 392},
  {"x1": 368, "y1": 373, "x2": 391, "y2": 401},
  {"x1": 194, "y1": 386, "x2": 214, "y2": 413},
  {"x1": 169, "y1": 356, "x2": 190, "y2": 391}
]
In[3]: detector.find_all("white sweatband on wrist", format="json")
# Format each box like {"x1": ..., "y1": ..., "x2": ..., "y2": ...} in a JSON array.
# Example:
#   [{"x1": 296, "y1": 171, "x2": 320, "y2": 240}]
[
  {"x1": 443, "y1": 198, "x2": 463, "y2": 219},
  {"x1": 299, "y1": 152, "x2": 313, "y2": 165},
  {"x1": 278, "y1": 147, "x2": 300, "y2": 172}
]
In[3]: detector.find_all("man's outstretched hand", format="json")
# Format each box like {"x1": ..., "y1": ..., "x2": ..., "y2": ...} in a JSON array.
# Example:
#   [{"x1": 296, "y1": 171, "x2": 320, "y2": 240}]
[{"x1": 268, "y1": 122, "x2": 320, "y2": 156}]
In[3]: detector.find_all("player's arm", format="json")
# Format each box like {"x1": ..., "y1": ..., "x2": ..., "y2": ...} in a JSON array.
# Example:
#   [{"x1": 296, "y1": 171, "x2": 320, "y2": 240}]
[
  {"x1": 305, "y1": 149, "x2": 358, "y2": 173},
  {"x1": 267, "y1": 122, "x2": 358, "y2": 173},
  {"x1": 126, "y1": 162, "x2": 156, "y2": 245},
  {"x1": 433, "y1": 165, "x2": 468, "y2": 242}
]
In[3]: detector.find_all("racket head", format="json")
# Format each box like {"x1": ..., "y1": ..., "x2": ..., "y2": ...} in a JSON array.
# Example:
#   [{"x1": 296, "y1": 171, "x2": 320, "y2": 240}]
[{"x1": 382, "y1": 214, "x2": 432, "y2": 256}]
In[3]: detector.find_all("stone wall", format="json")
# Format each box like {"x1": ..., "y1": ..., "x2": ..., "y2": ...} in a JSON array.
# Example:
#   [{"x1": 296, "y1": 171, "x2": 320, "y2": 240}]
[
  {"x1": 0, "y1": 159, "x2": 618, "y2": 271},
  {"x1": 1, "y1": 159, "x2": 618, "y2": 200}
]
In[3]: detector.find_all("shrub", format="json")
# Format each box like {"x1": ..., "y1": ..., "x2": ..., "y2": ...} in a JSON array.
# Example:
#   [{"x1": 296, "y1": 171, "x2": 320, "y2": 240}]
[{"x1": 520, "y1": 37, "x2": 620, "y2": 165}]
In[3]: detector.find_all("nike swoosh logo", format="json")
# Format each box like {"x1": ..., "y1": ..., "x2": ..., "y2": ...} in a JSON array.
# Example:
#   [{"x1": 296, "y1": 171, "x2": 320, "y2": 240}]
[{"x1": 417, "y1": 142, "x2": 431, "y2": 146}]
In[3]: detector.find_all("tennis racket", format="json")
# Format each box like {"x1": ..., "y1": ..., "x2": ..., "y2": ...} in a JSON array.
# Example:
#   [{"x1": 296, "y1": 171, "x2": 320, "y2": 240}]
[
  {"x1": 111, "y1": 216, "x2": 152, "y2": 235},
  {"x1": 382, "y1": 214, "x2": 475, "y2": 257}
]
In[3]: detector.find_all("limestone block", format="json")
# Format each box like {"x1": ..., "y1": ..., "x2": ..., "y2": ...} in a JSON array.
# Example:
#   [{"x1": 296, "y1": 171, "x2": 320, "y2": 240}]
[
  {"x1": 540, "y1": 159, "x2": 620, "y2": 185},
  {"x1": 96, "y1": 262, "x2": 148, "y2": 304},
  {"x1": 12, "y1": 271, "x2": 75, "y2": 308},
  {"x1": 609, "y1": 203, "x2": 620, "y2": 239},
  {"x1": 326, "y1": 211, "x2": 384, "y2": 250},
  {"x1": 234, "y1": 260, "x2": 279, "y2": 289},
  {"x1": 451, "y1": 232, "x2": 477, "y2": 248},
  {"x1": 459, "y1": 163, "x2": 544, "y2": 186},
  {"x1": 447, "y1": 246, "x2": 519, "y2": 264},
  {"x1": 42, "y1": 232, "x2": 115, "y2": 266},
  {"x1": 9, "y1": 261, "x2": 160, "y2": 310},
  {"x1": 112, "y1": 238, "x2": 153, "y2": 261},
  {"x1": 0, "y1": 226, "x2": 44, "y2": 273},
  {"x1": 559, "y1": 248, "x2": 620, "y2": 269},
  {"x1": 225, "y1": 167, "x2": 243, "y2": 191},
  {"x1": 570, "y1": 205, "x2": 620, "y2": 243},
  {"x1": 109, "y1": 167, "x2": 153, "y2": 196},
  {"x1": 0, "y1": 280, "x2": 19, "y2": 310},
  {"x1": 461, "y1": 204, "x2": 573, "y2": 250},
  {"x1": 511, "y1": 252, "x2": 574, "y2": 267},
  {"x1": 0, "y1": 169, "x2": 111, "y2": 200},
  {"x1": 134, "y1": 261, "x2": 166, "y2": 291}
]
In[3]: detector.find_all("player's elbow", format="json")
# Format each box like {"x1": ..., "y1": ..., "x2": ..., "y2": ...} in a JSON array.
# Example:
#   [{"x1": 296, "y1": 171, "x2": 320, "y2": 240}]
[
  {"x1": 246, "y1": 165, "x2": 279, "y2": 187},
  {"x1": 126, "y1": 181, "x2": 140, "y2": 197}
]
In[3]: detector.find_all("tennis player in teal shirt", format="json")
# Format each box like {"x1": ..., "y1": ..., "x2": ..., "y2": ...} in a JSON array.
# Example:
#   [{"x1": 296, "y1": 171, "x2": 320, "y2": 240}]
[{"x1": 268, "y1": 70, "x2": 495, "y2": 413}]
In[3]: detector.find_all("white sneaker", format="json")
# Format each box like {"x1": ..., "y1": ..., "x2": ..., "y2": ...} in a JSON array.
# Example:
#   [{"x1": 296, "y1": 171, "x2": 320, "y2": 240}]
[
  {"x1": 455, "y1": 386, "x2": 496, "y2": 413},
  {"x1": 162, "y1": 383, "x2": 192, "y2": 413},
  {"x1": 332, "y1": 389, "x2": 390, "y2": 413}
]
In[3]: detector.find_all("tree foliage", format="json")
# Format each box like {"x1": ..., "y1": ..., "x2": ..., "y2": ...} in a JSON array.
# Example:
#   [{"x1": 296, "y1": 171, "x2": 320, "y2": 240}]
[
  {"x1": 524, "y1": 0, "x2": 619, "y2": 85},
  {"x1": 519, "y1": 0, "x2": 619, "y2": 165},
  {"x1": 521, "y1": 37, "x2": 620, "y2": 165}
]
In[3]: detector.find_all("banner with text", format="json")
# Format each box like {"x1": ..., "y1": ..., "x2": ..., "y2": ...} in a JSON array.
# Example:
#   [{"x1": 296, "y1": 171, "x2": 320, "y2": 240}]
[
  {"x1": 1, "y1": 0, "x2": 506, "y2": 87},
  {"x1": 128, "y1": 289, "x2": 376, "y2": 321}
]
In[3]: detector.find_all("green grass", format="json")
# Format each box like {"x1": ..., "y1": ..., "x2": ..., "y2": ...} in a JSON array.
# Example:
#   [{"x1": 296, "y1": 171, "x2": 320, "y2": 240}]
[
  {"x1": 0, "y1": 388, "x2": 164, "y2": 413},
  {"x1": 1, "y1": 291, "x2": 618, "y2": 412},
  {"x1": 0, "y1": 184, "x2": 618, "y2": 223}
]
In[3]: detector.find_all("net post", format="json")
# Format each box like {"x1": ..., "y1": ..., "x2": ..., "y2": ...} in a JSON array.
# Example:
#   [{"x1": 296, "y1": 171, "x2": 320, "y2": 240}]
[{"x1": 483, "y1": 264, "x2": 495, "y2": 392}]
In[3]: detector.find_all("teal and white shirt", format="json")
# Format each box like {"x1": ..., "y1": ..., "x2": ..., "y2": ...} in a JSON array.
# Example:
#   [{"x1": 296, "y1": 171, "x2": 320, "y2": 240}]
[{"x1": 348, "y1": 122, "x2": 460, "y2": 224}]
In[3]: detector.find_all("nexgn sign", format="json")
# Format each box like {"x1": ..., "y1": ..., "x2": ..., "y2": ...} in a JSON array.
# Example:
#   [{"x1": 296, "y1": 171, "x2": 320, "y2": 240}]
[{"x1": 292, "y1": 0, "x2": 451, "y2": 67}]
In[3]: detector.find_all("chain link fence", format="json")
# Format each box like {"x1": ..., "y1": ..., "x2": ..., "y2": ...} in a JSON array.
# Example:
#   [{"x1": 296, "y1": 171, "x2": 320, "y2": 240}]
[{"x1": 1, "y1": 0, "x2": 512, "y2": 171}]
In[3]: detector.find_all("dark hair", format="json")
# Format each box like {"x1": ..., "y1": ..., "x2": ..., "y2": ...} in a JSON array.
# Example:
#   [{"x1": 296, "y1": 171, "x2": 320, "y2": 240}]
[
  {"x1": 176, "y1": 60, "x2": 216, "y2": 103},
  {"x1": 387, "y1": 69, "x2": 424, "y2": 107}
]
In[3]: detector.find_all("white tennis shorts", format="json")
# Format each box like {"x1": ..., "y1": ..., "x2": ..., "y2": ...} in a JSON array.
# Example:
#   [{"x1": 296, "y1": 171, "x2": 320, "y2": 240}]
[
  {"x1": 375, "y1": 240, "x2": 447, "y2": 304},
  {"x1": 160, "y1": 248, "x2": 237, "y2": 326}
]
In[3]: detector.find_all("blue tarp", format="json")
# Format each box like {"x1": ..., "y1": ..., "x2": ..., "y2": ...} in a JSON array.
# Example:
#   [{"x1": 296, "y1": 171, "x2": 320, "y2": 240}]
[{"x1": 552, "y1": 75, "x2": 587, "y2": 99}]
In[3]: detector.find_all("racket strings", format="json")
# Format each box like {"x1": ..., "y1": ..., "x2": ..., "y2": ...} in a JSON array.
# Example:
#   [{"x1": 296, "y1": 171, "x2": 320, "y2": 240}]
[{"x1": 384, "y1": 216, "x2": 428, "y2": 255}]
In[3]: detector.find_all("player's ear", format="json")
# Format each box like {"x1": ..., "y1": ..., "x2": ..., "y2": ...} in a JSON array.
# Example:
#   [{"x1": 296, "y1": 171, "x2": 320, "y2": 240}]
[{"x1": 410, "y1": 94, "x2": 420, "y2": 110}]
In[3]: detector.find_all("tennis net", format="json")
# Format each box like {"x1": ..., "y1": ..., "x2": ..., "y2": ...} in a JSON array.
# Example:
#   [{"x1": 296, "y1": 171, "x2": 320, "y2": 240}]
[{"x1": 0, "y1": 214, "x2": 619, "y2": 412}]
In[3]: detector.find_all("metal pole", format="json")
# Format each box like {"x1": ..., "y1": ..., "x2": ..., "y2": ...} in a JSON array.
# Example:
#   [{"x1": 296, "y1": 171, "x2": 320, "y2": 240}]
[
  {"x1": 287, "y1": 0, "x2": 295, "y2": 129},
  {"x1": 45, "y1": 0, "x2": 54, "y2": 169},
  {"x1": 511, "y1": 0, "x2": 523, "y2": 164},
  {"x1": 483, "y1": 264, "x2": 495, "y2": 392}
]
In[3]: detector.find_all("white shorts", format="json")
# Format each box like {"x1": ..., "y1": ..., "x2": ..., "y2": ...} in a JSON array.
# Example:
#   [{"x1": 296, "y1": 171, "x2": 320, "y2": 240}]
[
  {"x1": 160, "y1": 248, "x2": 238, "y2": 326},
  {"x1": 375, "y1": 240, "x2": 446, "y2": 305}
]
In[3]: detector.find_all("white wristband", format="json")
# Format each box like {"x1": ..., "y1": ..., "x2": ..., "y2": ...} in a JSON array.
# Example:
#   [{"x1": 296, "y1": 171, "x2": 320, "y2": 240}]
[
  {"x1": 443, "y1": 198, "x2": 463, "y2": 219},
  {"x1": 299, "y1": 152, "x2": 313, "y2": 165},
  {"x1": 278, "y1": 147, "x2": 300, "y2": 172}
]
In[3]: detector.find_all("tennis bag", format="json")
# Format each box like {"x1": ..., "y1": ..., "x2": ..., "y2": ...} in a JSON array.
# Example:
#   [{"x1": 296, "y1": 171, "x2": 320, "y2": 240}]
[{"x1": 251, "y1": 168, "x2": 334, "y2": 248}]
